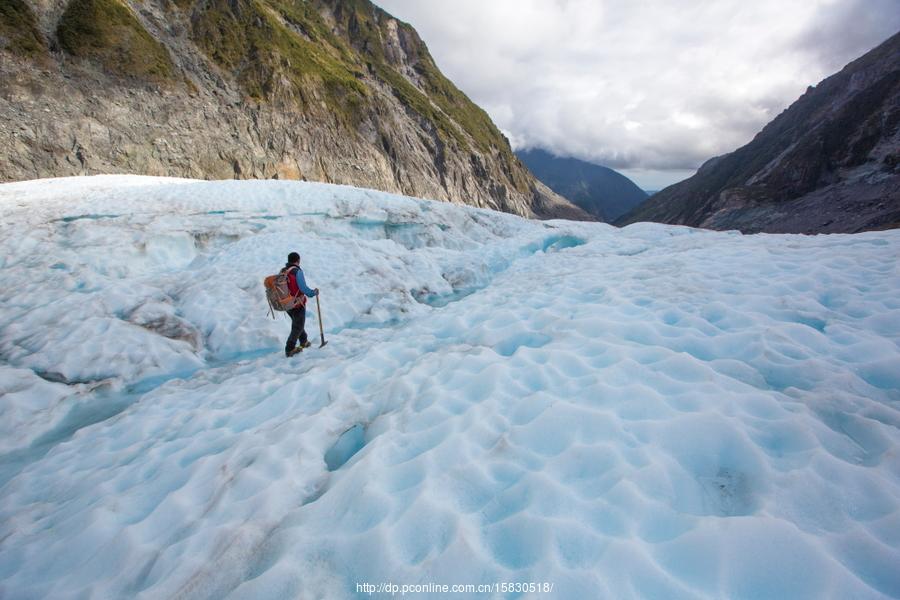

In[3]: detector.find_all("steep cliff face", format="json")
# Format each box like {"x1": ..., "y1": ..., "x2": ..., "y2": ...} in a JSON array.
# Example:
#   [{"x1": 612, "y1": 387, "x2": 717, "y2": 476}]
[
  {"x1": 618, "y1": 32, "x2": 900, "y2": 233},
  {"x1": 0, "y1": 0, "x2": 589, "y2": 220}
]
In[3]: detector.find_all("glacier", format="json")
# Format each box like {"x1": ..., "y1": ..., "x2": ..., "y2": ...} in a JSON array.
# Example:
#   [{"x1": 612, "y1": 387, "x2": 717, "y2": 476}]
[{"x1": 0, "y1": 175, "x2": 899, "y2": 599}]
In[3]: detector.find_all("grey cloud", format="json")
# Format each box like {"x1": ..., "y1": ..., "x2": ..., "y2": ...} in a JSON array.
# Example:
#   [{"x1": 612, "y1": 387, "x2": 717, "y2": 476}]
[
  {"x1": 375, "y1": 0, "x2": 900, "y2": 188},
  {"x1": 790, "y1": 0, "x2": 900, "y2": 72}
]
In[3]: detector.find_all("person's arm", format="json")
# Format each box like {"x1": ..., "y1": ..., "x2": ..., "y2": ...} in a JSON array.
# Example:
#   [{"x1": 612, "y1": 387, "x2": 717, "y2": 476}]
[{"x1": 296, "y1": 268, "x2": 318, "y2": 297}]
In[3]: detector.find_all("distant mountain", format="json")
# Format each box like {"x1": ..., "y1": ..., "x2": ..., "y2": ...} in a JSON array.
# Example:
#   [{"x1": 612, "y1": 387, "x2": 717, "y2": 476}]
[
  {"x1": 516, "y1": 149, "x2": 648, "y2": 221},
  {"x1": 0, "y1": 0, "x2": 588, "y2": 220},
  {"x1": 617, "y1": 32, "x2": 900, "y2": 233}
]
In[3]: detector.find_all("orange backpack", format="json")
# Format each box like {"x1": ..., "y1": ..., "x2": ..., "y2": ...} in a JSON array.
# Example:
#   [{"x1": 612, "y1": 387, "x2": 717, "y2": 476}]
[{"x1": 263, "y1": 267, "x2": 306, "y2": 318}]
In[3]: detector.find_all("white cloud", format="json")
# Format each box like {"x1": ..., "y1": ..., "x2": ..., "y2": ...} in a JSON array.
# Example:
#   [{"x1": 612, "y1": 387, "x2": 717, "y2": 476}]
[{"x1": 374, "y1": 0, "x2": 900, "y2": 187}]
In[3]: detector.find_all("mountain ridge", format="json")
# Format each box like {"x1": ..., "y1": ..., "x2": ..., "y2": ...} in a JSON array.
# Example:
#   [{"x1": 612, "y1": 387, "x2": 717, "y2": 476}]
[
  {"x1": 516, "y1": 148, "x2": 648, "y2": 222},
  {"x1": 617, "y1": 31, "x2": 900, "y2": 233}
]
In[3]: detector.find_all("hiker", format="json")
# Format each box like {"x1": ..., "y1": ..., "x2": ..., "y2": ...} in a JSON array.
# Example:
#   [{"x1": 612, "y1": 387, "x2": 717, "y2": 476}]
[{"x1": 281, "y1": 252, "x2": 319, "y2": 357}]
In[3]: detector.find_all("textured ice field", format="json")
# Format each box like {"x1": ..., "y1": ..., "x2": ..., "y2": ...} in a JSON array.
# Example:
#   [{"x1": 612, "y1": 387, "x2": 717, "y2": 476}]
[{"x1": 1, "y1": 176, "x2": 899, "y2": 599}]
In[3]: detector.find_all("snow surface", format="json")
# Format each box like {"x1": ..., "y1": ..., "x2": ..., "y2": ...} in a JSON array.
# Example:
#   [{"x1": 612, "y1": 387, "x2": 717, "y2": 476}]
[{"x1": 1, "y1": 175, "x2": 899, "y2": 599}]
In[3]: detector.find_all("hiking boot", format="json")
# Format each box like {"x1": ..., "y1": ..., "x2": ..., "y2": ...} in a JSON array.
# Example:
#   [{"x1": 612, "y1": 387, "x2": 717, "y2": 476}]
[
  {"x1": 286, "y1": 347, "x2": 303, "y2": 357},
  {"x1": 300, "y1": 340, "x2": 312, "y2": 349}
]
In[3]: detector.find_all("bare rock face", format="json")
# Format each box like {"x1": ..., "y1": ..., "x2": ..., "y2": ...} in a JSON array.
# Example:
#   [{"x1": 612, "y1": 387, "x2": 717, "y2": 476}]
[
  {"x1": 617, "y1": 32, "x2": 900, "y2": 234},
  {"x1": 0, "y1": 0, "x2": 591, "y2": 221}
]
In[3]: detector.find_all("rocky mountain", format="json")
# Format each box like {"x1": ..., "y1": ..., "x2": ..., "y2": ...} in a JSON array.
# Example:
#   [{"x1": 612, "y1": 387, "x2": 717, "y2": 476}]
[
  {"x1": 516, "y1": 148, "x2": 648, "y2": 222},
  {"x1": 0, "y1": 0, "x2": 590, "y2": 220},
  {"x1": 617, "y1": 31, "x2": 900, "y2": 233}
]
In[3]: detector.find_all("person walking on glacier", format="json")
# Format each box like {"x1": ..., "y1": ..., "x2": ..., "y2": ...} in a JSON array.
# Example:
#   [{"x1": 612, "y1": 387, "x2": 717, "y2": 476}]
[{"x1": 281, "y1": 252, "x2": 319, "y2": 357}]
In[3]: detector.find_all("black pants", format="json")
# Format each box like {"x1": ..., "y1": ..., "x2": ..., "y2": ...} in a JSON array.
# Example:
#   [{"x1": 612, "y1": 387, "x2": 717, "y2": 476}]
[{"x1": 286, "y1": 305, "x2": 308, "y2": 353}]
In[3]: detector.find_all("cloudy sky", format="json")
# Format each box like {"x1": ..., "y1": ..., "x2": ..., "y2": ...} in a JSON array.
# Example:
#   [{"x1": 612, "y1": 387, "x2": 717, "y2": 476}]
[{"x1": 375, "y1": 0, "x2": 900, "y2": 189}]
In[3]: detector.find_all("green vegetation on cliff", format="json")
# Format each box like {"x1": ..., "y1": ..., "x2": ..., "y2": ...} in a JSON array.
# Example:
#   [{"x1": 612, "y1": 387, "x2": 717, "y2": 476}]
[
  {"x1": 56, "y1": 0, "x2": 175, "y2": 82},
  {"x1": 320, "y1": 1, "x2": 466, "y2": 146},
  {"x1": 406, "y1": 38, "x2": 530, "y2": 192},
  {"x1": 187, "y1": 0, "x2": 519, "y2": 164},
  {"x1": 402, "y1": 27, "x2": 507, "y2": 154},
  {"x1": 190, "y1": 0, "x2": 367, "y2": 123},
  {"x1": 320, "y1": 0, "x2": 522, "y2": 187},
  {"x1": 0, "y1": 0, "x2": 46, "y2": 57}
]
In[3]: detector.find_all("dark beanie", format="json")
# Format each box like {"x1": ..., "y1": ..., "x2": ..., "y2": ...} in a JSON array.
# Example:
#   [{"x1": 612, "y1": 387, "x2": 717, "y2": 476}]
[{"x1": 287, "y1": 252, "x2": 300, "y2": 264}]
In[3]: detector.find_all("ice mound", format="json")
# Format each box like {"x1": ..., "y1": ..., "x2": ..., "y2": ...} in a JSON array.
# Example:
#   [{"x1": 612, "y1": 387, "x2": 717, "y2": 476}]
[{"x1": 1, "y1": 176, "x2": 899, "y2": 599}]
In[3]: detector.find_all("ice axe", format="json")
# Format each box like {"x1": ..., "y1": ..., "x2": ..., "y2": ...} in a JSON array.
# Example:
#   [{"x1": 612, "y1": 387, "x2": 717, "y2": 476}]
[{"x1": 316, "y1": 292, "x2": 327, "y2": 348}]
